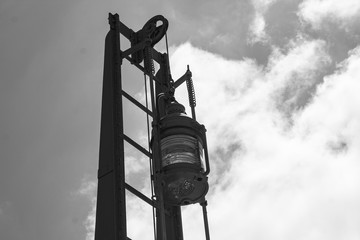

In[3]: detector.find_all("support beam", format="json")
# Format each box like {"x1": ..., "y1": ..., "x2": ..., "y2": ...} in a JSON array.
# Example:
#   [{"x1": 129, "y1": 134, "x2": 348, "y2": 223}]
[{"x1": 95, "y1": 13, "x2": 127, "y2": 240}]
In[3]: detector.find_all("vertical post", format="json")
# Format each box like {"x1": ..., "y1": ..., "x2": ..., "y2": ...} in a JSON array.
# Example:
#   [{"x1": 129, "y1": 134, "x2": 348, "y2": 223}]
[
  {"x1": 151, "y1": 51, "x2": 184, "y2": 240},
  {"x1": 95, "y1": 13, "x2": 127, "y2": 240},
  {"x1": 164, "y1": 206, "x2": 184, "y2": 240},
  {"x1": 113, "y1": 13, "x2": 127, "y2": 240},
  {"x1": 201, "y1": 201, "x2": 210, "y2": 240},
  {"x1": 144, "y1": 46, "x2": 168, "y2": 240}
]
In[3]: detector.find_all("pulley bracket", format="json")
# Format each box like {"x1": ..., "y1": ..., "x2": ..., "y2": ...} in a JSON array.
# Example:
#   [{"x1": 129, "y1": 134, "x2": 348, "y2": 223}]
[{"x1": 130, "y1": 15, "x2": 168, "y2": 64}]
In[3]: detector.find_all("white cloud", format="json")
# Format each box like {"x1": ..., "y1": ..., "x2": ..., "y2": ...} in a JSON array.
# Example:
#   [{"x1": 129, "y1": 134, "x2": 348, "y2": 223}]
[
  {"x1": 294, "y1": 45, "x2": 360, "y2": 152},
  {"x1": 248, "y1": 0, "x2": 278, "y2": 43},
  {"x1": 210, "y1": 33, "x2": 232, "y2": 46},
  {"x1": 299, "y1": 0, "x2": 360, "y2": 30},
  {"x1": 76, "y1": 178, "x2": 97, "y2": 240},
  {"x1": 267, "y1": 37, "x2": 331, "y2": 113},
  {"x1": 168, "y1": 41, "x2": 360, "y2": 240},
  {"x1": 248, "y1": 13, "x2": 268, "y2": 44}
]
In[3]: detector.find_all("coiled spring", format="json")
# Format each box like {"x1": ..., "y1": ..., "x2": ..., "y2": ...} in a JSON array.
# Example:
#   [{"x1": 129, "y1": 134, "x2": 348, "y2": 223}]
[
  {"x1": 186, "y1": 77, "x2": 196, "y2": 108},
  {"x1": 144, "y1": 47, "x2": 155, "y2": 75}
]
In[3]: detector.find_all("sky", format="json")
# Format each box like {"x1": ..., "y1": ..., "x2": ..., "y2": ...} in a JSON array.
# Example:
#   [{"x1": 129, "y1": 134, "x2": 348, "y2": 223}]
[{"x1": 1, "y1": 0, "x2": 360, "y2": 240}]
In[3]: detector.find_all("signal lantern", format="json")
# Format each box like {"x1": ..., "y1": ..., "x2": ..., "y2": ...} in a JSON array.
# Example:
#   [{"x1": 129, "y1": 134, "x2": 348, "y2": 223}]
[{"x1": 159, "y1": 101, "x2": 210, "y2": 206}]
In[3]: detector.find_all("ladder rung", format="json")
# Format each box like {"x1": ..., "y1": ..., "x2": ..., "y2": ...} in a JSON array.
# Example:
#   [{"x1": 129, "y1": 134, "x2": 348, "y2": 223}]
[
  {"x1": 122, "y1": 90, "x2": 153, "y2": 117},
  {"x1": 123, "y1": 134, "x2": 152, "y2": 158},
  {"x1": 125, "y1": 182, "x2": 158, "y2": 209}
]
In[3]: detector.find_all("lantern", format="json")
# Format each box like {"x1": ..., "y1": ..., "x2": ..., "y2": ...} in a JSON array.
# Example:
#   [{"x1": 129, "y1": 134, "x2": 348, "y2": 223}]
[{"x1": 159, "y1": 101, "x2": 210, "y2": 206}]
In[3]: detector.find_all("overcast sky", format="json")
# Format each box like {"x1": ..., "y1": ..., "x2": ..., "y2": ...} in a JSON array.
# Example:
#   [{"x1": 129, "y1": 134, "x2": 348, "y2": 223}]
[{"x1": 1, "y1": 0, "x2": 360, "y2": 240}]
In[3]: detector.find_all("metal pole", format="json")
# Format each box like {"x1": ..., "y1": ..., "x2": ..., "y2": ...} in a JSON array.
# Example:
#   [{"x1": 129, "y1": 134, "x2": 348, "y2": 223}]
[
  {"x1": 201, "y1": 201, "x2": 210, "y2": 240},
  {"x1": 144, "y1": 46, "x2": 168, "y2": 240},
  {"x1": 112, "y1": 14, "x2": 127, "y2": 240},
  {"x1": 95, "y1": 13, "x2": 127, "y2": 240}
]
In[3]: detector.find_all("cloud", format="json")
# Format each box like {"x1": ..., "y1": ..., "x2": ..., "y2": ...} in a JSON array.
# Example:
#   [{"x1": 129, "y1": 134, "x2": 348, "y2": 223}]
[
  {"x1": 248, "y1": 0, "x2": 278, "y2": 43},
  {"x1": 267, "y1": 36, "x2": 331, "y2": 114},
  {"x1": 248, "y1": 12, "x2": 268, "y2": 44},
  {"x1": 168, "y1": 41, "x2": 360, "y2": 239},
  {"x1": 299, "y1": 0, "x2": 360, "y2": 30},
  {"x1": 76, "y1": 178, "x2": 97, "y2": 240},
  {"x1": 294, "y1": 45, "x2": 360, "y2": 152}
]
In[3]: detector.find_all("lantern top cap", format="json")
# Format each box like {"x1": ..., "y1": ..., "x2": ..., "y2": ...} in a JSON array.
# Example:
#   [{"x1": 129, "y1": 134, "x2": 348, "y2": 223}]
[{"x1": 166, "y1": 100, "x2": 186, "y2": 115}]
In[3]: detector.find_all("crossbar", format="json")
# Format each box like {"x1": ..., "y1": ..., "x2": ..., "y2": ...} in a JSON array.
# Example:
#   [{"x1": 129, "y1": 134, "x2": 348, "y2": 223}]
[
  {"x1": 122, "y1": 90, "x2": 153, "y2": 117},
  {"x1": 125, "y1": 182, "x2": 158, "y2": 208},
  {"x1": 123, "y1": 134, "x2": 152, "y2": 158}
]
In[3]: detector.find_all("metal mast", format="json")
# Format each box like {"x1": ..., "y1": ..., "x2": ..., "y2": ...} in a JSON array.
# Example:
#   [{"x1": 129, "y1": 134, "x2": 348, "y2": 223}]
[{"x1": 94, "y1": 13, "x2": 211, "y2": 240}]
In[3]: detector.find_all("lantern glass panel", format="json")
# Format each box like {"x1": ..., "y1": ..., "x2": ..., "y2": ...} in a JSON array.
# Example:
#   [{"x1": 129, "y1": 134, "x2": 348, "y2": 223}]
[{"x1": 161, "y1": 134, "x2": 204, "y2": 168}]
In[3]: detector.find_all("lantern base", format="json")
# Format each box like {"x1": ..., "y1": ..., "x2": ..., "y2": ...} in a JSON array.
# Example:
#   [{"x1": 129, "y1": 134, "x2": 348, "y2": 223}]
[{"x1": 161, "y1": 164, "x2": 209, "y2": 206}]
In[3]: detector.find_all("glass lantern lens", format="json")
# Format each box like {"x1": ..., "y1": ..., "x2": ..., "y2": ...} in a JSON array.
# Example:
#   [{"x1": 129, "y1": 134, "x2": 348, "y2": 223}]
[{"x1": 161, "y1": 135, "x2": 203, "y2": 167}]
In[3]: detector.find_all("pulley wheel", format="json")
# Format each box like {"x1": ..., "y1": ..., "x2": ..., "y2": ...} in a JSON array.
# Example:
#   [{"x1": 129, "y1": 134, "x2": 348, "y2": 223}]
[{"x1": 142, "y1": 15, "x2": 168, "y2": 47}]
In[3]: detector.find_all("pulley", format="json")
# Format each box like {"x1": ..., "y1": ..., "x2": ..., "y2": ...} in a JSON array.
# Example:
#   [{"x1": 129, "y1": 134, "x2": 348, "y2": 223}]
[{"x1": 131, "y1": 15, "x2": 168, "y2": 64}]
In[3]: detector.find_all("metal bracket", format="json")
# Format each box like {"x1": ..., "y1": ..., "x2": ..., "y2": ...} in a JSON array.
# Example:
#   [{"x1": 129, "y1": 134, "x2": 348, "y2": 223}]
[
  {"x1": 121, "y1": 38, "x2": 151, "y2": 61},
  {"x1": 173, "y1": 66, "x2": 192, "y2": 89}
]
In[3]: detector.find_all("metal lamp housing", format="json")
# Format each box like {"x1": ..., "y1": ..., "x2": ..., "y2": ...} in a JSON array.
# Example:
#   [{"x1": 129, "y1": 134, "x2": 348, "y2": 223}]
[{"x1": 159, "y1": 105, "x2": 210, "y2": 206}]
